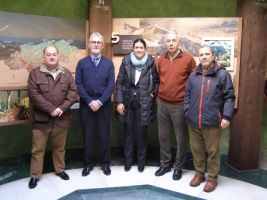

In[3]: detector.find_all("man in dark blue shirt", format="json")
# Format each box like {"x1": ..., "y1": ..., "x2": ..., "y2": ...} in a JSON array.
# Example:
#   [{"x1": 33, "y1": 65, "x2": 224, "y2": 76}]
[{"x1": 76, "y1": 32, "x2": 115, "y2": 176}]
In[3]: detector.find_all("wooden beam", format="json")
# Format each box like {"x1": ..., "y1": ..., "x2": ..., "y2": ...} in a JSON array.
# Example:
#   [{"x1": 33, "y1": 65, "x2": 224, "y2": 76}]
[
  {"x1": 228, "y1": 0, "x2": 267, "y2": 170},
  {"x1": 88, "y1": 0, "x2": 112, "y2": 58},
  {"x1": 87, "y1": 0, "x2": 113, "y2": 162}
]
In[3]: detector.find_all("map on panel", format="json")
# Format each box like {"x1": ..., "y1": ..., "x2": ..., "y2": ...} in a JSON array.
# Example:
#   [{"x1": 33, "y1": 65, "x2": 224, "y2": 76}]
[
  {"x1": 0, "y1": 11, "x2": 86, "y2": 89},
  {"x1": 0, "y1": 11, "x2": 86, "y2": 125}
]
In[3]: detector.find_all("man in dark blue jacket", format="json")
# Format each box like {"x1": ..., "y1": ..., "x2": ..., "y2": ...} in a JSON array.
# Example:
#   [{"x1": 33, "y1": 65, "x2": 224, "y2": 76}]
[
  {"x1": 76, "y1": 32, "x2": 115, "y2": 176},
  {"x1": 184, "y1": 45, "x2": 235, "y2": 192}
]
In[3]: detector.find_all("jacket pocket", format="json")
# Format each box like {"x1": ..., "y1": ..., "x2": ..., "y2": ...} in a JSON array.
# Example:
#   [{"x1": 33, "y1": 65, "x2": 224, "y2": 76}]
[
  {"x1": 60, "y1": 81, "x2": 69, "y2": 91},
  {"x1": 33, "y1": 109, "x2": 50, "y2": 123},
  {"x1": 37, "y1": 81, "x2": 49, "y2": 93},
  {"x1": 59, "y1": 112, "x2": 71, "y2": 120}
]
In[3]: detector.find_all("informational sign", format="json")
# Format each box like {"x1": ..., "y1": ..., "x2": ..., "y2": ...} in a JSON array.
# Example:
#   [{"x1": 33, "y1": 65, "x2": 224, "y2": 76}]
[{"x1": 112, "y1": 35, "x2": 142, "y2": 55}]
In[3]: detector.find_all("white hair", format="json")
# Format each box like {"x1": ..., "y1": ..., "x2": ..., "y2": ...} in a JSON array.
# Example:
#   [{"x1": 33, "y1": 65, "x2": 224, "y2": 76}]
[
  {"x1": 165, "y1": 30, "x2": 179, "y2": 40},
  {"x1": 89, "y1": 32, "x2": 104, "y2": 43}
]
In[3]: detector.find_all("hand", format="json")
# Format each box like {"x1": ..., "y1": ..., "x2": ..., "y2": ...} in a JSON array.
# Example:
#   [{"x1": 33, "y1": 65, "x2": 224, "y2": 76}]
[
  {"x1": 89, "y1": 100, "x2": 101, "y2": 112},
  {"x1": 220, "y1": 119, "x2": 230, "y2": 129},
  {"x1": 51, "y1": 107, "x2": 63, "y2": 117},
  {"x1": 117, "y1": 103, "x2": 125, "y2": 115}
]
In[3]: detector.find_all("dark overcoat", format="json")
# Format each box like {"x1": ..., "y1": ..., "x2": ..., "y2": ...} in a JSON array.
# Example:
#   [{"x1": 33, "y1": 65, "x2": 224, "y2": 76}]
[{"x1": 115, "y1": 54, "x2": 159, "y2": 126}]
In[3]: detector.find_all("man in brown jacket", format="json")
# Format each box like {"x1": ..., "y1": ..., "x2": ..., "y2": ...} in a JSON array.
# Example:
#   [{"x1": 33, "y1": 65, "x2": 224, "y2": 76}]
[{"x1": 27, "y1": 46, "x2": 77, "y2": 189}]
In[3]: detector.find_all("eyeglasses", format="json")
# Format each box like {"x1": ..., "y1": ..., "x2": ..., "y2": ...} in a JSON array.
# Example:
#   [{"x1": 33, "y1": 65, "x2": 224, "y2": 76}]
[{"x1": 90, "y1": 41, "x2": 103, "y2": 45}]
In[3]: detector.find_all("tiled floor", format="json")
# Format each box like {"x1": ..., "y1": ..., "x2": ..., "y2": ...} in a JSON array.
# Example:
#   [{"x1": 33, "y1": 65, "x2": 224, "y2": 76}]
[
  {"x1": 0, "y1": 149, "x2": 266, "y2": 200},
  {"x1": 0, "y1": 166, "x2": 267, "y2": 200}
]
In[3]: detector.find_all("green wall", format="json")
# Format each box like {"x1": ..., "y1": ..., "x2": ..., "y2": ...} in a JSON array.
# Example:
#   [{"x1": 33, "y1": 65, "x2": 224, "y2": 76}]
[
  {"x1": 0, "y1": 0, "x2": 236, "y2": 19},
  {"x1": 0, "y1": 0, "x2": 257, "y2": 160},
  {"x1": 0, "y1": 0, "x2": 88, "y2": 19},
  {"x1": 112, "y1": 0, "x2": 237, "y2": 17}
]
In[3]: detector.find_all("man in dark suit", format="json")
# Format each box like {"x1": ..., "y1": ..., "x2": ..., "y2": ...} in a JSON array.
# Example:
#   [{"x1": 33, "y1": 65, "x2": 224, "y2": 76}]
[{"x1": 75, "y1": 32, "x2": 115, "y2": 176}]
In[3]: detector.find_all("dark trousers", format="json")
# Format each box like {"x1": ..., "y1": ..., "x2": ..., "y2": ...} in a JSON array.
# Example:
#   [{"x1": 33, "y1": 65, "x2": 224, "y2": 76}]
[
  {"x1": 124, "y1": 107, "x2": 147, "y2": 167},
  {"x1": 79, "y1": 101, "x2": 111, "y2": 167},
  {"x1": 157, "y1": 98, "x2": 188, "y2": 170}
]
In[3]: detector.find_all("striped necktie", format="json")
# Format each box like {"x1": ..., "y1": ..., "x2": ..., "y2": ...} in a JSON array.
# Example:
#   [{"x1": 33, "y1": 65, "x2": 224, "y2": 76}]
[{"x1": 93, "y1": 57, "x2": 99, "y2": 66}]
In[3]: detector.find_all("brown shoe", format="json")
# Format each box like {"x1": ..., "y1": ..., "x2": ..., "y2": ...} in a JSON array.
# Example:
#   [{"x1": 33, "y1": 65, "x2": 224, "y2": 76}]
[
  {"x1": 203, "y1": 180, "x2": 217, "y2": 192},
  {"x1": 190, "y1": 175, "x2": 206, "y2": 187}
]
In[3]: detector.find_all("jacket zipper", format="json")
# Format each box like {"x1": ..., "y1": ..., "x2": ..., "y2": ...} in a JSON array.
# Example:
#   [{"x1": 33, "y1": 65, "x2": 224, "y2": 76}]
[{"x1": 198, "y1": 76, "x2": 205, "y2": 129}]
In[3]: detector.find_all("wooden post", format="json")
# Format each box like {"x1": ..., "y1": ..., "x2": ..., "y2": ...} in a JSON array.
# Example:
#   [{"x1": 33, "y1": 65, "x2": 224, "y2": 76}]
[
  {"x1": 88, "y1": 0, "x2": 112, "y2": 58},
  {"x1": 87, "y1": 0, "x2": 113, "y2": 161},
  {"x1": 228, "y1": 0, "x2": 267, "y2": 170}
]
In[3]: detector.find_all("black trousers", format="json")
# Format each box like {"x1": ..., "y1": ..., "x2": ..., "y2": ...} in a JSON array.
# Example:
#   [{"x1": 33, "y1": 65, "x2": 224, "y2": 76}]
[
  {"x1": 124, "y1": 107, "x2": 148, "y2": 167},
  {"x1": 79, "y1": 101, "x2": 111, "y2": 167}
]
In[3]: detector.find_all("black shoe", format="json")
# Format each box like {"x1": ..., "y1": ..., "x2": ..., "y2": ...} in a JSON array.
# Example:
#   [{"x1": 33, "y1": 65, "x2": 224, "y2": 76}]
[
  {"x1": 101, "y1": 165, "x2": 111, "y2": 175},
  {"x1": 138, "y1": 166, "x2": 144, "y2": 173},
  {"x1": 56, "y1": 171, "x2": 70, "y2": 180},
  {"x1": 28, "y1": 178, "x2": 39, "y2": 189},
  {"x1": 172, "y1": 169, "x2": 182, "y2": 180},
  {"x1": 155, "y1": 167, "x2": 171, "y2": 176},
  {"x1": 124, "y1": 165, "x2": 131, "y2": 172},
  {"x1": 82, "y1": 166, "x2": 94, "y2": 176}
]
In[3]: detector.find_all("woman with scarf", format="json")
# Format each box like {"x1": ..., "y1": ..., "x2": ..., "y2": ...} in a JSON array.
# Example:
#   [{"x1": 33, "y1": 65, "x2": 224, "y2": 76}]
[{"x1": 115, "y1": 38, "x2": 159, "y2": 172}]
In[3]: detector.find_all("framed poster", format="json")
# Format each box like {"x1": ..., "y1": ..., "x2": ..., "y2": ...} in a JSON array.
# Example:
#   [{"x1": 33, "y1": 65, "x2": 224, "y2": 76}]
[{"x1": 202, "y1": 37, "x2": 235, "y2": 71}]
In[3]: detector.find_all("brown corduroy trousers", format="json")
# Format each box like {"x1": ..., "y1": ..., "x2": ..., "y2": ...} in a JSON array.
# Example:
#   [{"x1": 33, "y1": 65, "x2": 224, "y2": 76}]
[
  {"x1": 189, "y1": 126, "x2": 222, "y2": 181},
  {"x1": 30, "y1": 128, "x2": 68, "y2": 178}
]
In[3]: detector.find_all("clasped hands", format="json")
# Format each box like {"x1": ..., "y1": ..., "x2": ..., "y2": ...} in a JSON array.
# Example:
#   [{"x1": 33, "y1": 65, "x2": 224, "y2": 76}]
[
  {"x1": 89, "y1": 100, "x2": 102, "y2": 112},
  {"x1": 51, "y1": 107, "x2": 63, "y2": 117}
]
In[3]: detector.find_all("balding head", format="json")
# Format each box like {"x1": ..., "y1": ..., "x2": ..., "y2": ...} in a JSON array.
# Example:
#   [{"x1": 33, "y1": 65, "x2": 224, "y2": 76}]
[{"x1": 43, "y1": 46, "x2": 59, "y2": 69}]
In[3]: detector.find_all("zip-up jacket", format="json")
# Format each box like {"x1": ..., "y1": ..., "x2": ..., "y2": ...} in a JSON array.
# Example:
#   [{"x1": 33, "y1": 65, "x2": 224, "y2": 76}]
[{"x1": 184, "y1": 61, "x2": 235, "y2": 128}]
